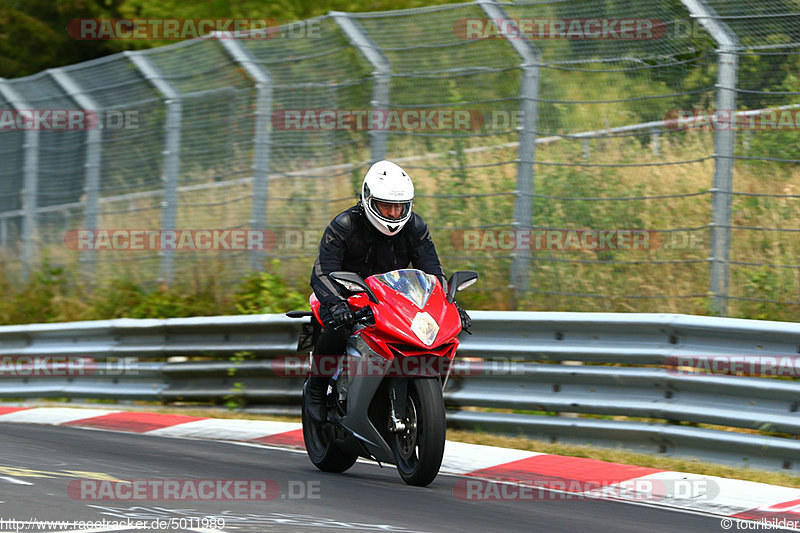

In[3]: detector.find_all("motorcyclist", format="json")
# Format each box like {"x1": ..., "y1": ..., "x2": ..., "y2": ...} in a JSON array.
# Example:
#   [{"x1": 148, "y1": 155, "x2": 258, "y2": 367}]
[{"x1": 305, "y1": 160, "x2": 471, "y2": 424}]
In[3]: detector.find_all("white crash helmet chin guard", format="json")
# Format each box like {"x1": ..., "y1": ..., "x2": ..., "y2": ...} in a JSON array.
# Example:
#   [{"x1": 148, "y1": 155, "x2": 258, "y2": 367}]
[{"x1": 361, "y1": 160, "x2": 414, "y2": 236}]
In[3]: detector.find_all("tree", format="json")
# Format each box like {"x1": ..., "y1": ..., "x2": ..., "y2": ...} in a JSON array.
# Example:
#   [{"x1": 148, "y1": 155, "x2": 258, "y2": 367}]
[{"x1": 0, "y1": 0, "x2": 130, "y2": 79}]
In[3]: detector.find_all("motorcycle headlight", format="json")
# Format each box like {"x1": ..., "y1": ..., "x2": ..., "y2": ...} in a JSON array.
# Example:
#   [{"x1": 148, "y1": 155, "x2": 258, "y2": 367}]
[{"x1": 411, "y1": 311, "x2": 439, "y2": 346}]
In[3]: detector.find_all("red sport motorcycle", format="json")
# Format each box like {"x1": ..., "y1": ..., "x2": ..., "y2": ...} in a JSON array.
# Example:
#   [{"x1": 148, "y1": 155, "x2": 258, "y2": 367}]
[{"x1": 287, "y1": 268, "x2": 477, "y2": 487}]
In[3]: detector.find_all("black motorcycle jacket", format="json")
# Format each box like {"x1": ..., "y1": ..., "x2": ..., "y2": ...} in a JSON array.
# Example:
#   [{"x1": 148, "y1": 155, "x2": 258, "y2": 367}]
[{"x1": 310, "y1": 203, "x2": 446, "y2": 310}]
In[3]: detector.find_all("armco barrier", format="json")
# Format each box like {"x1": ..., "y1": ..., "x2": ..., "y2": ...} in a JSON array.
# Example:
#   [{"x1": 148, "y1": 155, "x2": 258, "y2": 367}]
[{"x1": 0, "y1": 311, "x2": 799, "y2": 471}]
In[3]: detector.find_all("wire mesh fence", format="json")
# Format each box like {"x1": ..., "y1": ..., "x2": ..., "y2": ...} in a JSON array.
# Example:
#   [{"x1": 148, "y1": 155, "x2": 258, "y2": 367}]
[{"x1": 0, "y1": 0, "x2": 799, "y2": 318}]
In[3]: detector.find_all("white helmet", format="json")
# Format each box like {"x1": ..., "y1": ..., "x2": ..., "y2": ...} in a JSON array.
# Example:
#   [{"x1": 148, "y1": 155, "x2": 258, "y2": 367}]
[{"x1": 361, "y1": 160, "x2": 414, "y2": 236}]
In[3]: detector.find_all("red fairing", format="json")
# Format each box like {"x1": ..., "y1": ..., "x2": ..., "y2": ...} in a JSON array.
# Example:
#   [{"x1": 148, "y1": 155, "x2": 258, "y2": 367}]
[
  {"x1": 311, "y1": 272, "x2": 462, "y2": 371},
  {"x1": 309, "y1": 293, "x2": 322, "y2": 325},
  {"x1": 348, "y1": 274, "x2": 462, "y2": 368}
]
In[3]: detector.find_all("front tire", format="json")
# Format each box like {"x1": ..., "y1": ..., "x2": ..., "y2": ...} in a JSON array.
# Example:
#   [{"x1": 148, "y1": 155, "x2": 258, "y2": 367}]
[
  {"x1": 302, "y1": 379, "x2": 358, "y2": 473},
  {"x1": 393, "y1": 378, "x2": 446, "y2": 486}
]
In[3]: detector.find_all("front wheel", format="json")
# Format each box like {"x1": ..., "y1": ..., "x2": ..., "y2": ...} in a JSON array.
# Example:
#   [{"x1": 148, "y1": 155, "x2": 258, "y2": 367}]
[
  {"x1": 393, "y1": 378, "x2": 446, "y2": 487},
  {"x1": 302, "y1": 379, "x2": 358, "y2": 473}
]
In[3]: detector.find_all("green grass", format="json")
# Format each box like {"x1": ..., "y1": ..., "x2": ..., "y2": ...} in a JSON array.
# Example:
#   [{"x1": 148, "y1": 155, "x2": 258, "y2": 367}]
[{"x1": 6, "y1": 126, "x2": 799, "y2": 321}]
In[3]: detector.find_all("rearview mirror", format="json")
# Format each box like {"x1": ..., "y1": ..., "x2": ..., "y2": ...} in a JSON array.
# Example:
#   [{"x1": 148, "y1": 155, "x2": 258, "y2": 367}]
[
  {"x1": 447, "y1": 270, "x2": 478, "y2": 302},
  {"x1": 330, "y1": 271, "x2": 379, "y2": 303}
]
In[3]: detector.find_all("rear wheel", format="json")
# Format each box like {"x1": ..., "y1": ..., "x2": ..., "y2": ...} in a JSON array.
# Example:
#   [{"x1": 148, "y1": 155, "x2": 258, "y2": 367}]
[
  {"x1": 302, "y1": 379, "x2": 358, "y2": 473},
  {"x1": 392, "y1": 378, "x2": 446, "y2": 486}
]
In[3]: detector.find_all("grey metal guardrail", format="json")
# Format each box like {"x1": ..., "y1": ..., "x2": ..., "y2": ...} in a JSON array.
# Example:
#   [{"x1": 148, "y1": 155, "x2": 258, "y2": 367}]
[{"x1": 0, "y1": 312, "x2": 799, "y2": 472}]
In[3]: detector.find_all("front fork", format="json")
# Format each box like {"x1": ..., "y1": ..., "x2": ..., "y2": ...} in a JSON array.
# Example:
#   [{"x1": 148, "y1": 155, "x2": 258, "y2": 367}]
[
  {"x1": 389, "y1": 378, "x2": 408, "y2": 433},
  {"x1": 388, "y1": 356, "x2": 452, "y2": 433}
]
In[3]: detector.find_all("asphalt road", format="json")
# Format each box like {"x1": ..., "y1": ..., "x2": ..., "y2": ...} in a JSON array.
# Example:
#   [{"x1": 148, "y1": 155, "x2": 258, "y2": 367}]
[{"x1": 0, "y1": 423, "x2": 728, "y2": 532}]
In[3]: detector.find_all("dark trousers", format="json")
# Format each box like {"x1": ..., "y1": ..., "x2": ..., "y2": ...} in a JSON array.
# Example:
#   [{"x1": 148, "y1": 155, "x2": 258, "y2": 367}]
[
  {"x1": 307, "y1": 326, "x2": 350, "y2": 393},
  {"x1": 313, "y1": 326, "x2": 350, "y2": 357}
]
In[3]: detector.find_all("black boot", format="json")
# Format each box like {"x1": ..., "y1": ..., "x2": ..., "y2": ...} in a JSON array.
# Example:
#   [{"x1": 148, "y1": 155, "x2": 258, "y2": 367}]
[
  {"x1": 307, "y1": 326, "x2": 348, "y2": 425},
  {"x1": 304, "y1": 376, "x2": 329, "y2": 424}
]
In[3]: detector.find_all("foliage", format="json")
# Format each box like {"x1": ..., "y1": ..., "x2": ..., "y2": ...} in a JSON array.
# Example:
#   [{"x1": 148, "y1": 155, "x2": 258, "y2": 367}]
[
  {"x1": 737, "y1": 266, "x2": 784, "y2": 321},
  {"x1": 87, "y1": 278, "x2": 224, "y2": 319},
  {"x1": 0, "y1": 0, "x2": 132, "y2": 78},
  {"x1": 0, "y1": 259, "x2": 75, "y2": 323},
  {"x1": 0, "y1": 259, "x2": 308, "y2": 325},
  {"x1": 2, "y1": 1, "x2": 800, "y2": 322},
  {"x1": 119, "y1": 0, "x2": 458, "y2": 22},
  {"x1": 0, "y1": 0, "x2": 459, "y2": 79},
  {"x1": 232, "y1": 260, "x2": 309, "y2": 314},
  {"x1": 223, "y1": 350, "x2": 254, "y2": 410}
]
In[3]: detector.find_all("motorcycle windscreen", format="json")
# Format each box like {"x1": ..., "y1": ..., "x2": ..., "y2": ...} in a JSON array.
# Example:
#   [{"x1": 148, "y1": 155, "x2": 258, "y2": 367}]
[{"x1": 374, "y1": 269, "x2": 437, "y2": 309}]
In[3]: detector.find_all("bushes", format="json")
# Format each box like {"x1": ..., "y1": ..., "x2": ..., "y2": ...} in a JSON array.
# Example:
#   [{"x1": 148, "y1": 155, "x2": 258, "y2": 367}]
[
  {"x1": 233, "y1": 261, "x2": 309, "y2": 314},
  {"x1": 0, "y1": 261, "x2": 80, "y2": 324},
  {"x1": 0, "y1": 259, "x2": 308, "y2": 325}
]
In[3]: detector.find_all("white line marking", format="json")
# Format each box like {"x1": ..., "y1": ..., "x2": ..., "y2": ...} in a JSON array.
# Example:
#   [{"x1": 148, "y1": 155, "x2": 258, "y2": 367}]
[
  {"x1": 435, "y1": 471, "x2": 800, "y2": 530},
  {"x1": 23, "y1": 410, "x2": 796, "y2": 527},
  {"x1": 0, "y1": 476, "x2": 33, "y2": 485}
]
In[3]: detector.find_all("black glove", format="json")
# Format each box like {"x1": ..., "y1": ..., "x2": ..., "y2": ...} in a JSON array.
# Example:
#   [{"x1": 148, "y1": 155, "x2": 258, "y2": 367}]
[
  {"x1": 455, "y1": 302, "x2": 472, "y2": 335},
  {"x1": 324, "y1": 301, "x2": 354, "y2": 331}
]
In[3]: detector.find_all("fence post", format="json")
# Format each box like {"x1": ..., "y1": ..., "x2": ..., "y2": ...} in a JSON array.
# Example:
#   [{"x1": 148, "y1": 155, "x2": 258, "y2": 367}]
[
  {"x1": 650, "y1": 127, "x2": 661, "y2": 155},
  {"x1": 331, "y1": 12, "x2": 391, "y2": 164},
  {"x1": 0, "y1": 80, "x2": 38, "y2": 281},
  {"x1": 679, "y1": 0, "x2": 739, "y2": 316},
  {"x1": 217, "y1": 37, "x2": 273, "y2": 272},
  {"x1": 48, "y1": 68, "x2": 103, "y2": 281},
  {"x1": 126, "y1": 51, "x2": 182, "y2": 284},
  {"x1": 478, "y1": 0, "x2": 540, "y2": 309}
]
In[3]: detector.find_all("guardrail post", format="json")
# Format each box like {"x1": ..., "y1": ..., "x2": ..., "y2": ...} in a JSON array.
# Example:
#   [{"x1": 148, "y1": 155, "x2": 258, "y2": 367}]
[
  {"x1": 332, "y1": 12, "x2": 391, "y2": 163},
  {"x1": 217, "y1": 37, "x2": 273, "y2": 272},
  {"x1": 48, "y1": 68, "x2": 103, "y2": 281},
  {"x1": 679, "y1": 0, "x2": 739, "y2": 316},
  {"x1": 126, "y1": 51, "x2": 182, "y2": 284},
  {"x1": 477, "y1": 0, "x2": 541, "y2": 309},
  {"x1": 0, "y1": 80, "x2": 38, "y2": 282}
]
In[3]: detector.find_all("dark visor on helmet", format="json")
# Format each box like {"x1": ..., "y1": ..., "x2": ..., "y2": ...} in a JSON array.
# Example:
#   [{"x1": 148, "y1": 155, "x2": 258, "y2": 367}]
[{"x1": 371, "y1": 198, "x2": 412, "y2": 222}]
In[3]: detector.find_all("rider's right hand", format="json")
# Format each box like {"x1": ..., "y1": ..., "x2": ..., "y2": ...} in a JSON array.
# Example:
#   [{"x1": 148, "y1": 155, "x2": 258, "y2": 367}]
[{"x1": 324, "y1": 301, "x2": 354, "y2": 330}]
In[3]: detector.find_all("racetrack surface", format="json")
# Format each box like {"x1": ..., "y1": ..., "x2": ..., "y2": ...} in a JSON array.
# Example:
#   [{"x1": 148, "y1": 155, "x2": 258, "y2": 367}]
[{"x1": 0, "y1": 423, "x2": 729, "y2": 532}]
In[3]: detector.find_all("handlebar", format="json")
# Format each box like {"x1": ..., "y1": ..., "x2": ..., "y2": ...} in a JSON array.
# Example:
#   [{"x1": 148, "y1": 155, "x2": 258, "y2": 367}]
[{"x1": 353, "y1": 306, "x2": 374, "y2": 323}]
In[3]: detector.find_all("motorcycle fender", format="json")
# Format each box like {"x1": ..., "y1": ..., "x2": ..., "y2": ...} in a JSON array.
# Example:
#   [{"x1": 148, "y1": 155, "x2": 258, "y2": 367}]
[
  {"x1": 390, "y1": 378, "x2": 408, "y2": 420},
  {"x1": 339, "y1": 337, "x2": 394, "y2": 463}
]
